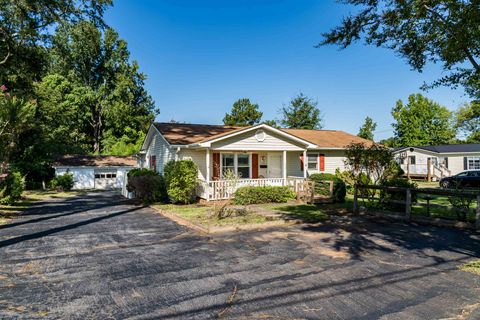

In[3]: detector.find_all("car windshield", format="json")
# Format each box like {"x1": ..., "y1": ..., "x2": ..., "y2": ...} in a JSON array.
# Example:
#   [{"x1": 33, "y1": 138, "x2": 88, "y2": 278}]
[{"x1": 457, "y1": 172, "x2": 469, "y2": 177}]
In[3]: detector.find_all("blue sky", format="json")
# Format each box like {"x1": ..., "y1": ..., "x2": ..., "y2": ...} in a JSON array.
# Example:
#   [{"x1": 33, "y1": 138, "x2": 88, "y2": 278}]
[{"x1": 105, "y1": 0, "x2": 467, "y2": 140}]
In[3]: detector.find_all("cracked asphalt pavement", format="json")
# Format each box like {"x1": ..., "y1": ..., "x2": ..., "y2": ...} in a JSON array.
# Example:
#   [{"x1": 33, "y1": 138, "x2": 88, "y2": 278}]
[{"x1": 1, "y1": 191, "x2": 480, "y2": 319}]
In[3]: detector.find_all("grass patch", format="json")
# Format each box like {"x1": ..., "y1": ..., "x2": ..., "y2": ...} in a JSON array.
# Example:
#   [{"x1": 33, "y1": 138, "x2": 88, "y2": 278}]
[
  {"x1": 152, "y1": 203, "x2": 274, "y2": 227},
  {"x1": 260, "y1": 203, "x2": 329, "y2": 223},
  {"x1": 412, "y1": 193, "x2": 477, "y2": 222},
  {"x1": 459, "y1": 260, "x2": 480, "y2": 275},
  {"x1": 416, "y1": 181, "x2": 441, "y2": 189}
]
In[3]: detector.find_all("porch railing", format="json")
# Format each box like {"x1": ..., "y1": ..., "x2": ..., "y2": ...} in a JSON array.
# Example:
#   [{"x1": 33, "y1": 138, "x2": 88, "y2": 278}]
[{"x1": 199, "y1": 177, "x2": 305, "y2": 201}]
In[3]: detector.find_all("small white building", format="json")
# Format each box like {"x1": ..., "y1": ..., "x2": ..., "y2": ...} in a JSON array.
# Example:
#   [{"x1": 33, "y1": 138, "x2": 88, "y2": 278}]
[
  {"x1": 393, "y1": 144, "x2": 480, "y2": 180},
  {"x1": 53, "y1": 155, "x2": 137, "y2": 190}
]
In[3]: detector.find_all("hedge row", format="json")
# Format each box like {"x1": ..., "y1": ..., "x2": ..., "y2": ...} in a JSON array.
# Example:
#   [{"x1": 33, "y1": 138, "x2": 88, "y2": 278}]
[{"x1": 233, "y1": 186, "x2": 295, "y2": 205}]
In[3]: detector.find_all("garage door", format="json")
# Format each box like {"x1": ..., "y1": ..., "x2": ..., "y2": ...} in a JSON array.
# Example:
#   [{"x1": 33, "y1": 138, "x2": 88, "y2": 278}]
[{"x1": 94, "y1": 170, "x2": 117, "y2": 190}]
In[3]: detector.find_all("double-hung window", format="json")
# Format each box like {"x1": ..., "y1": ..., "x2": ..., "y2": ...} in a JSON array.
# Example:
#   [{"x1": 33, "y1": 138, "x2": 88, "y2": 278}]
[
  {"x1": 221, "y1": 153, "x2": 251, "y2": 179},
  {"x1": 237, "y1": 154, "x2": 250, "y2": 178},
  {"x1": 467, "y1": 157, "x2": 480, "y2": 170},
  {"x1": 307, "y1": 153, "x2": 318, "y2": 170},
  {"x1": 222, "y1": 153, "x2": 235, "y2": 177}
]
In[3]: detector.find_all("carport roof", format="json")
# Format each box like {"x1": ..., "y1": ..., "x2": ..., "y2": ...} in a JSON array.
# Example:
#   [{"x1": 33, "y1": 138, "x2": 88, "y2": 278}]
[{"x1": 53, "y1": 155, "x2": 137, "y2": 167}]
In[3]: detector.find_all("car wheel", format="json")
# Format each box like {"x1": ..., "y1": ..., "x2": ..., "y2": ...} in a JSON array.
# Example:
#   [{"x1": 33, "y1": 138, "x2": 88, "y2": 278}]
[{"x1": 440, "y1": 181, "x2": 450, "y2": 188}]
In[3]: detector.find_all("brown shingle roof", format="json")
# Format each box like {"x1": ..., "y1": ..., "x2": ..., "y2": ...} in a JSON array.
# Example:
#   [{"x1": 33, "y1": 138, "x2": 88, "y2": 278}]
[
  {"x1": 281, "y1": 128, "x2": 374, "y2": 148},
  {"x1": 152, "y1": 123, "x2": 374, "y2": 148},
  {"x1": 153, "y1": 123, "x2": 241, "y2": 145},
  {"x1": 52, "y1": 155, "x2": 137, "y2": 167}
]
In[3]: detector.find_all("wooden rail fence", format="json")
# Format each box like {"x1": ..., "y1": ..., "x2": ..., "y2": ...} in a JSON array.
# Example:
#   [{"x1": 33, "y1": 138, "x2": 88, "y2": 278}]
[{"x1": 353, "y1": 184, "x2": 480, "y2": 229}]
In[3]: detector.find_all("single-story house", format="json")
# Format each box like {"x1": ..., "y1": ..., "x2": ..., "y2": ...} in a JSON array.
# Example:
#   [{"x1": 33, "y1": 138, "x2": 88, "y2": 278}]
[
  {"x1": 53, "y1": 155, "x2": 137, "y2": 190},
  {"x1": 138, "y1": 122, "x2": 373, "y2": 200},
  {"x1": 392, "y1": 144, "x2": 480, "y2": 180}
]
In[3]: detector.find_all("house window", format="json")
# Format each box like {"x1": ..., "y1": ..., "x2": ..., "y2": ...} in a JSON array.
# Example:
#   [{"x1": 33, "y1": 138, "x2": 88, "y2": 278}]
[
  {"x1": 307, "y1": 153, "x2": 318, "y2": 170},
  {"x1": 222, "y1": 153, "x2": 235, "y2": 177},
  {"x1": 467, "y1": 157, "x2": 480, "y2": 170},
  {"x1": 237, "y1": 154, "x2": 250, "y2": 178},
  {"x1": 221, "y1": 153, "x2": 250, "y2": 179},
  {"x1": 408, "y1": 156, "x2": 416, "y2": 165}
]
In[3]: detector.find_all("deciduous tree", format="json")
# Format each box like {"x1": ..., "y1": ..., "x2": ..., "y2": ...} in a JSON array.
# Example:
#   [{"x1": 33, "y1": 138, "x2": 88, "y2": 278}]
[
  {"x1": 49, "y1": 21, "x2": 156, "y2": 153},
  {"x1": 319, "y1": 0, "x2": 480, "y2": 98},
  {"x1": 392, "y1": 94, "x2": 456, "y2": 146},
  {"x1": 455, "y1": 101, "x2": 480, "y2": 143}
]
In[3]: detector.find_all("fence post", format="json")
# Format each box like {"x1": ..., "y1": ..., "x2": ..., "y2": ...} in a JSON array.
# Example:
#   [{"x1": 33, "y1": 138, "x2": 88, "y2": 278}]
[
  {"x1": 405, "y1": 188, "x2": 412, "y2": 220},
  {"x1": 353, "y1": 185, "x2": 359, "y2": 214},
  {"x1": 476, "y1": 195, "x2": 480, "y2": 230}
]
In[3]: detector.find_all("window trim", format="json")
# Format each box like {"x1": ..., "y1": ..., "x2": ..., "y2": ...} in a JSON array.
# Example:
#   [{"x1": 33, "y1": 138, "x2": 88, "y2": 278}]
[
  {"x1": 307, "y1": 152, "x2": 319, "y2": 171},
  {"x1": 220, "y1": 152, "x2": 252, "y2": 179},
  {"x1": 467, "y1": 156, "x2": 480, "y2": 170}
]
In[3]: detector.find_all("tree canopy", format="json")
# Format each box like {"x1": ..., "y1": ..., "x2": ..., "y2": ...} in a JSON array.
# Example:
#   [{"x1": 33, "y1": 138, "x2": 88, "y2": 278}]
[
  {"x1": 392, "y1": 94, "x2": 456, "y2": 146},
  {"x1": 0, "y1": 1, "x2": 157, "y2": 184},
  {"x1": 319, "y1": 0, "x2": 480, "y2": 98},
  {"x1": 46, "y1": 21, "x2": 156, "y2": 154},
  {"x1": 455, "y1": 100, "x2": 480, "y2": 143},
  {"x1": 280, "y1": 93, "x2": 323, "y2": 129},
  {"x1": 358, "y1": 117, "x2": 377, "y2": 141},
  {"x1": 223, "y1": 98, "x2": 262, "y2": 126},
  {"x1": 0, "y1": 0, "x2": 112, "y2": 94}
]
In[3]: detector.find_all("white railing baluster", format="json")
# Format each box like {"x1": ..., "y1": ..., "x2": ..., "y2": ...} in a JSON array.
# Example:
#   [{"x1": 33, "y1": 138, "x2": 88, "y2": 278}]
[{"x1": 200, "y1": 177, "x2": 305, "y2": 201}]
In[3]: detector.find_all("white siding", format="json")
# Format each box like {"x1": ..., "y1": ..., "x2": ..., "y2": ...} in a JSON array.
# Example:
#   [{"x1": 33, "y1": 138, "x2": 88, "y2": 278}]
[
  {"x1": 211, "y1": 130, "x2": 305, "y2": 151},
  {"x1": 145, "y1": 133, "x2": 174, "y2": 173},
  {"x1": 56, "y1": 168, "x2": 95, "y2": 190},
  {"x1": 287, "y1": 151, "x2": 303, "y2": 177},
  {"x1": 177, "y1": 149, "x2": 207, "y2": 180},
  {"x1": 448, "y1": 156, "x2": 466, "y2": 175},
  {"x1": 306, "y1": 150, "x2": 347, "y2": 175}
]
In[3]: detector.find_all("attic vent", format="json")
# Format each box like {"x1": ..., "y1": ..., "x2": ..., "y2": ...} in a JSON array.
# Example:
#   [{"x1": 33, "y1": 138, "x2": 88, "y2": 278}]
[{"x1": 255, "y1": 130, "x2": 266, "y2": 142}]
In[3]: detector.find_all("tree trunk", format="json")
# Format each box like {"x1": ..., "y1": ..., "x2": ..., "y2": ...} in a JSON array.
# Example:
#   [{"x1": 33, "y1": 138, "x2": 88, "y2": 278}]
[{"x1": 92, "y1": 106, "x2": 102, "y2": 154}]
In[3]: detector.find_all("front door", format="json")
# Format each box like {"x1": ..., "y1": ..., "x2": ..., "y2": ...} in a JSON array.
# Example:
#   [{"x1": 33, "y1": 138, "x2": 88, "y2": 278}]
[{"x1": 268, "y1": 154, "x2": 282, "y2": 178}]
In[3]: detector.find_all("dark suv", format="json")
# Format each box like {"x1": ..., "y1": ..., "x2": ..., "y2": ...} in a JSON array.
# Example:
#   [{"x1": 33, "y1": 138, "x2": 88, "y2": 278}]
[{"x1": 440, "y1": 170, "x2": 480, "y2": 189}]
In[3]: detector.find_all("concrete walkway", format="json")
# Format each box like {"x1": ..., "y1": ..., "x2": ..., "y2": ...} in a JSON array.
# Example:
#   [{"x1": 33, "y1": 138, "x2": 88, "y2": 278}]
[{"x1": 1, "y1": 192, "x2": 479, "y2": 319}]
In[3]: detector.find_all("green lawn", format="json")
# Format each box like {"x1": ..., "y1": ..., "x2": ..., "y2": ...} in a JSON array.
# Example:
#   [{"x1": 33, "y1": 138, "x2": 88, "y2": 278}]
[
  {"x1": 415, "y1": 181, "x2": 441, "y2": 189},
  {"x1": 412, "y1": 193, "x2": 478, "y2": 222},
  {"x1": 152, "y1": 203, "x2": 275, "y2": 227},
  {"x1": 459, "y1": 260, "x2": 480, "y2": 275},
  {"x1": 259, "y1": 203, "x2": 329, "y2": 223}
]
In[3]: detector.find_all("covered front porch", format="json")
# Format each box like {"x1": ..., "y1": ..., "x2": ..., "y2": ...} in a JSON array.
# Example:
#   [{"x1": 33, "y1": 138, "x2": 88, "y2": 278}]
[{"x1": 197, "y1": 150, "x2": 308, "y2": 201}]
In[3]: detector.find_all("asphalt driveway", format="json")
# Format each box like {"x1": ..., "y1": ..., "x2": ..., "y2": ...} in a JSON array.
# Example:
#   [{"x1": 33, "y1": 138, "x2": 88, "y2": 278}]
[{"x1": 1, "y1": 192, "x2": 480, "y2": 319}]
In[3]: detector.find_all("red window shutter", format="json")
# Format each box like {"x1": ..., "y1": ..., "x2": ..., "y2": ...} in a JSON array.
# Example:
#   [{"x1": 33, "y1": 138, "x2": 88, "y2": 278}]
[
  {"x1": 319, "y1": 154, "x2": 325, "y2": 172},
  {"x1": 150, "y1": 155, "x2": 157, "y2": 172},
  {"x1": 252, "y1": 154, "x2": 259, "y2": 179},
  {"x1": 300, "y1": 153, "x2": 304, "y2": 171},
  {"x1": 213, "y1": 153, "x2": 220, "y2": 180}
]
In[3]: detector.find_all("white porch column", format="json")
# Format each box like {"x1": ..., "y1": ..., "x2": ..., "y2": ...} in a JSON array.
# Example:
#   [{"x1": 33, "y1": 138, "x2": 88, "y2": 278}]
[
  {"x1": 206, "y1": 148, "x2": 210, "y2": 183},
  {"x1": 282, "y1": 150, "x2": 287, "y2": 185},
  {"x1": 303, "y1": 150, "x2": 307, "y2": 178}
]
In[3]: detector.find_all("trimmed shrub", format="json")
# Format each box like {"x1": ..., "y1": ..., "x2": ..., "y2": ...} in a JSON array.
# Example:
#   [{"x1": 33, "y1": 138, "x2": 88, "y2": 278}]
[
  {"x1": 50, "y1": 173, "x2": 74, "y2": 191},
  {"x1": 233, "y1": 186, "x2": 296, "y2": 205},
  {"x1": 0, "y1": 171, "x2": 25, "y2": 205},
  {"x1": 164, "y1": 160, "x2": 198, "y2": 204},
  {"x1": 309, "y1": 173, "x2": 346, "y2": 203},
  {"x1": 127, "y1": 169, "x2": 167, "y2": 203}
]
